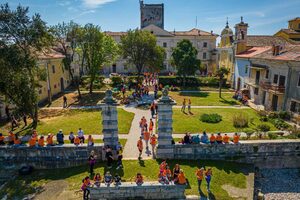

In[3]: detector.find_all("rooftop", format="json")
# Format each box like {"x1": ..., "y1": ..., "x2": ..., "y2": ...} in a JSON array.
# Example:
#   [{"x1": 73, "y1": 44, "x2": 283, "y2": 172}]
[{"x1": 247, "y1": 35, "x2": 289, "y2": 47}]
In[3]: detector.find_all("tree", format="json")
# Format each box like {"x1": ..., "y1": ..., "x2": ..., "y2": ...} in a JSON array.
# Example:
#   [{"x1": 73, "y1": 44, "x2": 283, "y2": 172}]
[
  {"x1": 50, "y1": 21, "x2": 82, "y2": 99},
  {"x1": 216, "y1": 67, "x2": 229, "y2": 98},
  {"x1": 120, "y1": 29, "x2": 165, "y2": 78},
  {"x1": 0, "y1": 3, "x2": 52, "y2": 128},
  {"x1": 172, "y1": 39, "x2": 200, "y2": 85},
  {"x1": 83, "y1": 24, "x2": 119, "y2": 93}
]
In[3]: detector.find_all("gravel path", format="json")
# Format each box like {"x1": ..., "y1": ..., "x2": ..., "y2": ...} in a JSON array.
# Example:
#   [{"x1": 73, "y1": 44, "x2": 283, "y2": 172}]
[{"x1": 256, "y1": 169, "x2": 300, "y2": 200}]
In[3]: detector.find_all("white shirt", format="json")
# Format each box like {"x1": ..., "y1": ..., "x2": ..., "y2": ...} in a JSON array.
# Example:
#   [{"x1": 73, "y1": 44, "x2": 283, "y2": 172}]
[{"x1": 78, "y1": 130, "x2": 84, "y2": 137}]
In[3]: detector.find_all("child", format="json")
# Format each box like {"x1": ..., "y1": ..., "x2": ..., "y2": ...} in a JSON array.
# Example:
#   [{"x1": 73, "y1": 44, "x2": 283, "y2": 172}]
[
  {"x1": 93, "y1": 173, "x2": 101, "y2": 187},
  {"x1": 159, "y1": 160, "x2": 167, "y2": 173},
  {"x1": 135, "y1": 173, "x2": 144, "y2": 186},
  {"x1": 149, "y1": 119, "x2": 154, "y2": 134},
  {"x1": 158, "y1": 171, "x2": 169, "y2": 184},
  {"x1": 13, "y1": 134, "x2": 22, "y2": 147},
  {"x1": 114, "y1": 173, "x2": 122, "y2": 186},
  {"x1": 205, "y1": 168, "x2": 212, "y2": 193},
  {"x1": 81, "y1": 176, "x2": 91, "y2": 200},
  {"x1": 150, "y1": 134, "x2": 157, "y2": 156},
  {"x1": 137, "y1": 137, "x2": 143, "y2": 159},
  {"x1": 69, "y1": 132, "x2": 75, "y2": 144},
  {"x1": 88, "y1": 151, "x2": 96, "y2": 175},
  {"x1": 38, "y1": 136, "x2": 45, "y2": 147},
  {"x1": 177, "y1": 169, "x2": 187, "y2": 185},
  {"x1": 104, "y1": 171, "x2": 113, "y2": 187},
  {"x1": 233, "y1": 133, "x2": 240, "y2": 144},
  {"x1": 116, "y1": 148, "x2": 123, "y2": 170},
  {"x1": 28, "y1": 136, "x2": 36, "y2": 147},
  {"x1": 143, "y1": 128, "x2": 150, "y2": 151},
  {"x1": 74, "y1": 136, "x2": 80, "y2": 146},
  {"x1": 173, "y1": 164, "x2": 181, "y2": 183},
  {"x1": 188, "y1": 99, "x2": 191, "y2": 113},
  {"x1": 163, "y1": 166, "x2": 172, "y2": 182},
  {"x1": 87, "y1": 135, "x2": 94, "y2": 147},
  {"x1": 210, "y1": 134, "x2": 216, "y2": 144},
  {"x1": 46, "y1": 134, "x2": 54, "y2": 146},
  {"x1": 0, "y1": 133, "x2": 5, "y2": 145},
  {"x1": 195, "y1": 167, "x2": 204, "y2": 190},
  {"x1": 216, "y1": 133, "x2": 223, "y2": 144}
]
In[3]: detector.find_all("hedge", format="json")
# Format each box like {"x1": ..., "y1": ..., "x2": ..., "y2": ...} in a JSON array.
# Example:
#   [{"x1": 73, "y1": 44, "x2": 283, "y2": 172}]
[{"x1": 158, "y1": 76, "x2": 223, "y2": 87}]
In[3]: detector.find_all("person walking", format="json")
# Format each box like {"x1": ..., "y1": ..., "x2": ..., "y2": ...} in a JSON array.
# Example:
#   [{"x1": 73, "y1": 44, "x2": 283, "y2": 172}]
[
  {"x1": 181, "y1": 99, "x2": 186, "y2": 112},
  {"x1": 205, "y1": 168, "x2": 212, "y2": 193},
  {"x1": 137, "y1": 137, "x2": 143, "y2": 159},
  {"x1": 88, "y1": 150, "x2": 96, "y2": 175},
  {"x1": 195, "y1": 167, "x2": 204, "y2": 191},
  {"x1": 105, "y1": 146, "x2": 114, "y2": 169},
  {"x1": 188, "y1": 99, "x2": 192, "y2": 113},
  {"x1": 63, "y1": 95, "x2": 67, "y2": 108},
  {"x1": 150, "y1": 134, "x2": 157, "y2": 157}
]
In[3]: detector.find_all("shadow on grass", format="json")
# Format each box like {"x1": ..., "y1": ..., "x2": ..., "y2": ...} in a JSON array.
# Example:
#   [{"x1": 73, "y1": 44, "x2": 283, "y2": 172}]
[
  {"x1": 178, "y1": 92, "x2": 209, "y2": 98},
  {"x1": 69, "y1": 92, "x2": 105, "y2": 107},
  {"x1": 219, "y1": 97, "x2": 238, "y2": 105}
]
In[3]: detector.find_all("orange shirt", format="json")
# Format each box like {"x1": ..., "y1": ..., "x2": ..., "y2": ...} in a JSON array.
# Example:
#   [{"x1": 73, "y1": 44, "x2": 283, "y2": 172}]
[
  {"x1": 9, "y1": 133, "x2": 15, "y2": 142},
  {"x1": 47, "y1": 136, "x2": 53, "y2": 145},
  {"x1": 160, "y1": 162, "x2": 167, "y2": 171},
  {"x1": 233, "y1": 135, "x2": 240, "y2": 144},
  {"x1": 210, "y1": 135, "x2": 216, "y2": 142},
  {"x1": 163, "y1": 169, "x2": 172, "y2": 177},
  {"x1": 14, "y1": 138, "x2": 21, "y2": 145},
  {"x1": 38, "y1": 138, "x2": 45, "y2": 147},
  {"x1": 74, "y1": 137, "x2": 80, "y2": 145},
  {"x1": 29, "y1": 138, "x2": 36, "y2": 147},
  {"x1": 0, "y1": 136, "x2": 4, "y2": 141},
  {"x1": 137, "y1": 140, "x2": 143, "y2": 150},
  {"x1": 223, "y1": 135, "x2": 230, "y2": 143},
  {"x1": 178, "y1": 173, "x2": 187, "y2": 184},
  {"x1": 216, "y1": 135, "x2": 222, "y2": 142},
  {"x1": 196, "y1": 169, "x2": 204, "y2": 180},
  {"x1": 150, "y1": 136, "x2": 157, "y2": 145},
  {"x1": 144, "y1": 131, "x2": 150, "y2": 141}
]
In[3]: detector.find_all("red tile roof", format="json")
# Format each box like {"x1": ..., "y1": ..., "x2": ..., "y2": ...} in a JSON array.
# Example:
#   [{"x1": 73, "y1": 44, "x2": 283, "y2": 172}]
[
  {"x1": 253, "y1": 45, "x2": 300, "y2": 61},
  {"x1": 173, "y1": 28, "x2": 217, "y2": 36},
  {"x1": 38, "y1": 50, "x2": 65, "y2": 59},
  {"x1": 247, "y1": 36, "x2": 289, "y2": 47},
  {"x1": 236, "y1": 46, "x2": 272, "y2": 58}
]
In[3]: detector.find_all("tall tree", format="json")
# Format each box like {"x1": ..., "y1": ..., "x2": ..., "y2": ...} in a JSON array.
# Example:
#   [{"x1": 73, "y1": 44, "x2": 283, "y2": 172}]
[
  {"x1": 216, "y1": 67, "x2": 229, "y2": 98},
  {"x1": 0, "y1": 3, "x2": 52, "y2": 127},
  {"x1": 172, "y1": 39, "x2": 200, "y2": 85},
  {"x1": 83, "y1": 24, "x2": 119, "y2": 93},
  {"x1": 120, "y1": 29, "x2": 165, "y2": 78}
]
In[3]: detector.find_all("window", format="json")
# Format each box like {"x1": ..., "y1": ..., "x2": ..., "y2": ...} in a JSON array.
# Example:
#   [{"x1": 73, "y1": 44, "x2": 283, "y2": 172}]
[
  {"x1": 203, "y1": 52, "x2": 207, "y2": 59},
  {"x1": 254, "y1": 88, "x2": 259, "y2": 95},
  {"x1": 163, "y1": 42, "x2": 167, "y2": 48},
  {"x1": 52, "y1": 65, "x2": 55, "y2": 73},
  {"x1": 273, "y1": 74, "x2": 278, "y2": 84},
  {"x1": 265, "y1": 70, "x2": 269, "y2": 79},
  {"x1": 245, "y1": 66, "x2": 248, "y2": 74},
  {"x1": 298, "y1": 74, "x2": 300, "y2": 87},
  {"x1": 203, "y1": 42, "x2": 208, "y2": 48},
  {"x1": 290, "y1": 101, "x2": 297, "y2": 112}
]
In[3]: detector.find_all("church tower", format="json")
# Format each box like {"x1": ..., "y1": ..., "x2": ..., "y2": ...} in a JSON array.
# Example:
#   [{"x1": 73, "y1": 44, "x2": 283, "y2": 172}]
[
  {"x1": 220, "y1": 18, "x2": 234, "y2": 47},
  {"x1": 235, "y1": 16, "x2": 248, "y2": 54}
]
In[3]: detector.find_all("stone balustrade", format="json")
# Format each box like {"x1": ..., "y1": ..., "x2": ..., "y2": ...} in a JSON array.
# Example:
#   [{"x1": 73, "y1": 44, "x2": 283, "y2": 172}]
[{"x1": 89, "y1": 182, "x2": 186, "y2": 200}]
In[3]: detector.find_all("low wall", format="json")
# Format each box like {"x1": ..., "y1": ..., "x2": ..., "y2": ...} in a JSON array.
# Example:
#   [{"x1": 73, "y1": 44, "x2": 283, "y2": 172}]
[
  {"x1": 162, "y1": 140, "x2": 300, "y2": 168},
  {"x1": 89, "y1": 182, "x2": 186, "y2": 200},
  {"x1": 0, "y1": 144, "x2": 103, "y2": 169}
]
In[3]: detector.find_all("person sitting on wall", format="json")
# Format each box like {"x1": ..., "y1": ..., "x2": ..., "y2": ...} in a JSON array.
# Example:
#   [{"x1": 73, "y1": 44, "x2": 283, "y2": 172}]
[
  {"x1": 233, "y1": 133, "x2": 240, "y2": 144},
  {"x1": 209, "y1": 134, "x2": 216, "y2": 144},
  {"x1": 216, "y1": 133, "x2": 223, "y2": 144},
  {"x1": 56, "y1": 129, "x2": 64, "y2": 145},
  {"x1": 74, "y1": 136, "x2": 80, "y2": 146},
  {"x1": 135, "y1": 173, "x2": 144, "y2": 186},
  {"x1": 192, "y1": 134, "x2": 200, "y2": 144},
  {"x1": 177, "y1": 169, "x2": 187, "y2": 185},
  {"x1": 163, "y1": 166, "x2": 172, "y2": 182},
  {"x1": 158, "y1": 170, "x2": 169, "y2": 184},
  {"x1": 77, "y1": 128, "x2": 84, "y2": 144},
  {"x1": 46, "y1": 133, "x2": 55, "y2": 146},
  {"x1": 0, "y1": 133, "x2": 5, "y2": 145},
  {"x1": 38, "y1": 136, "x2": 45, "y2": 147},
  {"x1": 87, "y1": 135, "x2": 94, "y2": 147},
  {"x1": 28, "y1": 136, "x2": 36, "y2": 147},
  {"x1": 114, "y1": 173, "x2": 122, "y2": 186},
  {"x1": 200, "y1": 131, "x2": 210, "y2": 144},
  {"x1": 13, "y1": 134, "x2": 22, "y2": 147},
  {"x1": 104, "y1": 171, "x2": 113, "y2": 187},
  {"x1": 69, "y1": 132, "x2": 75, "y2": 144},
  {"x1": 223, "y1": 134, "x2": 230, "y2": 144},
  {"x1": 7, "y1": 131, "x2": 15, "y2": 145},
  {"x1": 183, "y1": 133, "x2": 191, "y2": 144},
  {"x1": 93, "y1": 173, "x2": 101, "y2": 187}
]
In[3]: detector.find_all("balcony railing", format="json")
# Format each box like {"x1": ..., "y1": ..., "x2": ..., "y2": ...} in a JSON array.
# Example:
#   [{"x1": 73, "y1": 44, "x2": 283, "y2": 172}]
[
  {"x1": 244, "y1": 77, "x2": 260, "y2": 86},
  {"x1": 260, "y1": 81, "x2": 285, "y2": 93}
]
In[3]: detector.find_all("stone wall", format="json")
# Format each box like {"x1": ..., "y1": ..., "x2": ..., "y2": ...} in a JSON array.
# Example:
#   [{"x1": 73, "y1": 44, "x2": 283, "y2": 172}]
[
  {"x1": 158, "y1": 140, "x2": 300, "y2": 169},
  {"x1": 0, "y1": 144, "x2": 103, "y2": 169},
  {"x1": 89, "y1": 182, "x2": 186, "y2": 200}
]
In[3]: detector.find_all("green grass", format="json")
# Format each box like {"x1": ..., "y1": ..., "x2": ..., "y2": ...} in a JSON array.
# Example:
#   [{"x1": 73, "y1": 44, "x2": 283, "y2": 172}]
[
  {"x1": 37, "y1": 109, "x2": 133, "y2": 135},
  {"x1": 0, "y1": 160, "x2": 251, "y2": 200},
  {"x1": 168, "y1": 91, "x2": 239, "y2": 106},
  {"x1": 1, "y1": 108, "x2": 134, "y2": 135},
  {"x1": 173, "y1": 108, "x2": 277, "y2": 133},
  {"x1": 64, "y1": 139, "x2": 127, "y2": 147}
]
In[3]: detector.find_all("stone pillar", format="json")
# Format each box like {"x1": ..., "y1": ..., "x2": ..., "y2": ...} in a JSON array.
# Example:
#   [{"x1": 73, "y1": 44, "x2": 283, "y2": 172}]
[
  {"x1": 156, "y1": 88, "x2": 176, "y2": 159},
  {"x1": 99, "y1": 90, "x2": 119, "y2": 149}
]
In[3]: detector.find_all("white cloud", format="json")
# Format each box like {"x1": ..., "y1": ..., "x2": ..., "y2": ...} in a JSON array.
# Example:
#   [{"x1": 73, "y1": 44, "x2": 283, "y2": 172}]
[
  {"x1": 82, "y1": 0, "x2": 116, "y2": 8},
  {"x1": 59, "y1": 1, "x2": 71, "y2": 6}
]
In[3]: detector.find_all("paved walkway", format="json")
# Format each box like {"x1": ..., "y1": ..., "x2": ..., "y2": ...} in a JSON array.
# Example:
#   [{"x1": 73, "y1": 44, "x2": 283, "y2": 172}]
[{"x1": 122, "y1": 106, "x2": 156, "y2": 160}]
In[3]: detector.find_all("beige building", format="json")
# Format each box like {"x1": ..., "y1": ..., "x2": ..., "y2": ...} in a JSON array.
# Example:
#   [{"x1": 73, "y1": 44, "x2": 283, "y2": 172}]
[{"x1": 105, "y1": 24, "x2": 218, "y2": 74}]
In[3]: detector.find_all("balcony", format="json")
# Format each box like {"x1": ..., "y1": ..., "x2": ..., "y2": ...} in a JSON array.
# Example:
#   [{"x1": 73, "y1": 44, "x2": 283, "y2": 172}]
[
  {"x1": 244, "y1": 77, "x2": 260, "y2": 87},
  {"x1": 260, "y1": 81, "x2": 285, "y2": 94}
]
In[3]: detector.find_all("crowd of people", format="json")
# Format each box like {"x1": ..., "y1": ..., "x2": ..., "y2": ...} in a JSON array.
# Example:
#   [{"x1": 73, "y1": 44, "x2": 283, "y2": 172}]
[
  {"x1": 179, "y1": 131, "x2": 240, "y2": 145},
  {"x1": 0, "y1": 128, "x2": 99, "y2": 147}
]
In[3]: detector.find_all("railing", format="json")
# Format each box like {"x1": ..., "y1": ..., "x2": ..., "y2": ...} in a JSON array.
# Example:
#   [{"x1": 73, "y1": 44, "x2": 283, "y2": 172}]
[
  {"x1": 260, "y1": 81, "x2": 285, "y2": 93},
  {"x1": 244, "y1": 77, "x2": 259, "y2": 86}
]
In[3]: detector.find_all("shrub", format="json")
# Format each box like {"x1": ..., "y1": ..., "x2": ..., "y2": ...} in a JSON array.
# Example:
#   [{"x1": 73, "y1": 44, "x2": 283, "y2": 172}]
[
  {"x1": 259, "y1": 116, "x2": 268, "y2": 122},
  {"x1": 268, "y1": 112, "x2": 279, "y2": 119},
  {"x1": 200, "y1": 113, "x2": 222, "y2": 123},
  {"x1": 268, "y1": 132, "x2": 278, "y2": 139},
  {"x1": 111, "y1": 76, "x2": 123, "y2": 87},
  {"x1": 233, "y1": 113, "x2": 249, "y2": 128},
  {"x1": 278, "y1": 111, "x2": 291, "y2": 120},
  {"x1": 243, "y1": 128, "x2": 255, "y2": 139},
  {"x1": 158, "y1": 76, "x2": 221, "y2": 87},
  {"x1": 271, "y1": 119, "x2": 290, "y2": 130},
  {"x1": 257, "y1": 124, "x2": 271, "y2": 132}
]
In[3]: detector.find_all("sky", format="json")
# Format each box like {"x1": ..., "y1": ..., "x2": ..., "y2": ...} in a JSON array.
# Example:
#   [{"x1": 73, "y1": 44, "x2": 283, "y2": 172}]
[{"x1": 2, "y1": 0, "x2": 300, "y2": 36}]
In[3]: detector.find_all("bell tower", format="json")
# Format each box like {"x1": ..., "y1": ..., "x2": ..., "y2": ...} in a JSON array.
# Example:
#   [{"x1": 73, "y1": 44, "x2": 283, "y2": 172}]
[{"x1": 235, "y1": 16, "x2": 249, "y2": 54}]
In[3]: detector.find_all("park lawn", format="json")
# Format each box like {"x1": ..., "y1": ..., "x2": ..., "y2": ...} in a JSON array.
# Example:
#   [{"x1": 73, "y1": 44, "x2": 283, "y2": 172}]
[
  {"x1": 168, "y1": 91, "x2": 239, "y2": 106},
  {"x1": 36, "y1": 109, "x2": 133, "y2": 135},
  {"x1": 0, "y1": 159, "x2": 250, "y2": 200},
  {"x1": 173, "y1": 108, "x2": 277, "y2": 134}
]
